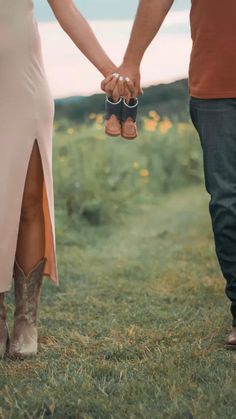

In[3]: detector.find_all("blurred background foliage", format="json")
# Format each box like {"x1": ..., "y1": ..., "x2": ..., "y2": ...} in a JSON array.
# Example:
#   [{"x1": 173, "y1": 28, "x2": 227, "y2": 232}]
[{"x1": 53, "y1": 79, "x2": 203, "y2": 231}]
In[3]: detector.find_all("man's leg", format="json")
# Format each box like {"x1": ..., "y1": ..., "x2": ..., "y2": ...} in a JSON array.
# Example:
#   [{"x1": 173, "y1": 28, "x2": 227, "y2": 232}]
[{"x1": 189, "y1": 96, "x2": 236, "y2": 326}]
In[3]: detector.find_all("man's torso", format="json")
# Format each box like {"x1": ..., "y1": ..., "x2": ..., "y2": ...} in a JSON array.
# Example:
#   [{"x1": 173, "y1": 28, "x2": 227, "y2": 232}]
[{"x1": 189, "y1": 0, "x2": 236, "y2": 98}]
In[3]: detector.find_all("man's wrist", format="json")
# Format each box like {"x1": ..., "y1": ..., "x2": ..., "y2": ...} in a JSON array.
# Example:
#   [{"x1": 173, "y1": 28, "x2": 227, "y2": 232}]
[
  {"x1": 122, "y1": 54, "x2": 142, "y2": 68},
  {"x1": 118, "y1": 61, "x2": 141, "y2": 79}
]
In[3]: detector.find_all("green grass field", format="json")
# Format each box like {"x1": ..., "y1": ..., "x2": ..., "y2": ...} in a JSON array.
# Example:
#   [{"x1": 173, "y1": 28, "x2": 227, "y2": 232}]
[{"x1": 1, "y1": 179, "x2": 236, "y2": 418}]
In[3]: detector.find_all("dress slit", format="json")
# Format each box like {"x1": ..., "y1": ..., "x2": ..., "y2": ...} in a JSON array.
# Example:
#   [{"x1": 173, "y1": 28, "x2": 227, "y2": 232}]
[
  {"x1": 13, "y1": 137, "x2": 59, "y2": 290},
  {"x1": 33, "y1": 138, "x2": 58, "y2": 285}
]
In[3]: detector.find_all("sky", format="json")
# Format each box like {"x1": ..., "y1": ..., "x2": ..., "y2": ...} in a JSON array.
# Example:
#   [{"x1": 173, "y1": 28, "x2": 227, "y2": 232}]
[
  {"x1": 35, "y1": 0, "x2": 190, "y2": 21},
  {"x1": 35, "y1": 0, "x2": 191, "y2": 98}
]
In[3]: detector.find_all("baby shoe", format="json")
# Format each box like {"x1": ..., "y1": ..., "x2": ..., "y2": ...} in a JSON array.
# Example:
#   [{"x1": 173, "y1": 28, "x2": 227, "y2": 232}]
[
  {"x1": 121, "y1": 97, "x2": 138, "y2": 140},
  {"x1": 105, "y1": 96, "x2": 122, "y2": 137}
]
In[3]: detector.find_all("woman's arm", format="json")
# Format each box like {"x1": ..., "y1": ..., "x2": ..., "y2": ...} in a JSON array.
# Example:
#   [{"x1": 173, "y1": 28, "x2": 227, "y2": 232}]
[{"x1": 47, "y1": 0, "x2": 116, "y2": 77}]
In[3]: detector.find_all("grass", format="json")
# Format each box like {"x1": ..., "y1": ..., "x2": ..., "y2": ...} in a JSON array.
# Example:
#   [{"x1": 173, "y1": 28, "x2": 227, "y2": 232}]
[{"x1": 1, "y1": 183, "x2": 236, "y2": 419}]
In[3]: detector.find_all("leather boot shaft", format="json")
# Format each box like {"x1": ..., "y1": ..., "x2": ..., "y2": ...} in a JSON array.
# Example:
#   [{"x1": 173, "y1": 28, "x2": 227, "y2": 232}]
[{"x1": 13, "y1": 257, "x2": 46, "y2": 325}]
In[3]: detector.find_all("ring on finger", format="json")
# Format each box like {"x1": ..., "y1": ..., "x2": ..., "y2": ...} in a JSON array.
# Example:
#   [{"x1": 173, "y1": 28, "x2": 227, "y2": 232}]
[{"x1": 112, "y1": 72, "x2": 120, "y2": 78}]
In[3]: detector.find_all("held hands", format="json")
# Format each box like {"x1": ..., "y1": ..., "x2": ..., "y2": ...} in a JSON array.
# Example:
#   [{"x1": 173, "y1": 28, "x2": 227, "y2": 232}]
[
  {"x1": 101, "y1": 63, "x2": 143, "y2": 102},
  {"x1": 101, "y1": 63, "x2": 142, "y2": 140}
]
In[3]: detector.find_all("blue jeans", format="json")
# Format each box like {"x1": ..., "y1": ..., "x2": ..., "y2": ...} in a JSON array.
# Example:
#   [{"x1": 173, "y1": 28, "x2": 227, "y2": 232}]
[{"x1": 189, "y1": 96, "x2": 236, "y2": 326}]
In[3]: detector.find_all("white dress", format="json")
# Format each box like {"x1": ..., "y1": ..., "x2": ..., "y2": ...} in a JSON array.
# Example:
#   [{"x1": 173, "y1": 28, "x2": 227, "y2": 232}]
[{"x1": 0, "y1": 0, "x2": 59, "y2": 292}]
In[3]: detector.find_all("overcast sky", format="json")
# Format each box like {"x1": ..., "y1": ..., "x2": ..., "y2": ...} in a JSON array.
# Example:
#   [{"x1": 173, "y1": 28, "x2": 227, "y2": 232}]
[{"x1": 35, "y1": 0, "x2": 190, "y2": 21}]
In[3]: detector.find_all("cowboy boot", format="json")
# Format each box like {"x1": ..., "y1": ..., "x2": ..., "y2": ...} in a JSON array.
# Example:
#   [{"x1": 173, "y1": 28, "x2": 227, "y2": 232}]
[
  {"x1": 9, "y1": 256, "x2": 47, "y2": 358},
  {"x1": 121, "y1": 97, "x2": 138, "y2": 140},
  {"x1": 0, "y1": 292, "x2": 9, "y2": 359},
  {"x1": 105, "y1": 96, "x2": 122, "y2": 137}
]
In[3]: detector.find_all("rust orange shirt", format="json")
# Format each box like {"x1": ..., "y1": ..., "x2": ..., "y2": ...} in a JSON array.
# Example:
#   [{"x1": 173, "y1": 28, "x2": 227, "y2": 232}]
[{"x1": 189, "y1": 0, "x2": 236, "y2": 98}]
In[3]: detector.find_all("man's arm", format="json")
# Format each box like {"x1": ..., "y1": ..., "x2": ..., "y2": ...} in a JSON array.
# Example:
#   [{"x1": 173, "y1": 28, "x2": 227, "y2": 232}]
[
  {"x1": 123, "y1": 0, "x2": 174, "y2": 67},
  {"x1": 102, "y1": 0, "x2": 174, "y2": 100}
]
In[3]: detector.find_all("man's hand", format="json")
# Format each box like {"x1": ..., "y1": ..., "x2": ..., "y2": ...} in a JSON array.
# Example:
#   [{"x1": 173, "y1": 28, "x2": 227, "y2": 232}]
[
  {"x1": 101, "y1": 63, "x2": 142, "y2": 102},
  {"x1": 118, "y1": 63, "x2": 142, "y2": 97}
]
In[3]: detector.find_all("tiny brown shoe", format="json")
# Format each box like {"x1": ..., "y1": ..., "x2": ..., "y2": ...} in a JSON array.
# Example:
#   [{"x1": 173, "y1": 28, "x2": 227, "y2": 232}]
[
  {"x1": 121, "y1": 97, "x2": 138, "y2": 140},
  {"x1": 225, "y1": 326, "x2": 236, "y2": 349},
  {"x1": 121, "y1": 117, "x2": 138, "y2": 140},
  {"x1": 105, "y1": 96, "x2": 122, "y2": 137},
  {"x1": 105, "y1": 114, "x2": 121, "y2": 137}
]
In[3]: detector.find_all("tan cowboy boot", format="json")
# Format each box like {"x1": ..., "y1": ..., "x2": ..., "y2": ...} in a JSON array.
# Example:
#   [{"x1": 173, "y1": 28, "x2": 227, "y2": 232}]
[
  {"x1": 9, "y1": 256, "x2": 47, "y2": 358},
  {"x1": 121, "y1": 117, "x2": 138, "y2": 140},
  {"x1": 105, "y1": 96, "x2": 122, "y2": 137},
  {"x1": 105, "y1": 114, "x2": 122, "y2": 136},
  {"x1": 225, "y1": 326, "x2": 236, "y2": 349},
  {"x1": 121, "y1": 98, "x2": 138, "y2": 140},
  {"x1": 0, "y1": 292, "x2": 9, "y2": 359}
]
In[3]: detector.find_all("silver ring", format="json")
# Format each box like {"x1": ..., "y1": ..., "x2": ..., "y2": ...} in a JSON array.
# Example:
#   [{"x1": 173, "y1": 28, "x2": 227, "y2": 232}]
[
  {"x1": 125, "y1": 77, "x2": 130, "y2": 82},
  {"x1": 119, "y1": 76, "x2": 124, "y2": 81},
  {"x1": 112, "y1": 72, "x2": 120, "y2": 78}
]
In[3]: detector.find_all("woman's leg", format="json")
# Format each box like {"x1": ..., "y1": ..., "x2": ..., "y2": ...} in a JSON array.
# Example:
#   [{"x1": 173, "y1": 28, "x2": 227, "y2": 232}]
[{"x1": 15, "y1": 139, "x2": 45, "y2": 272}]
